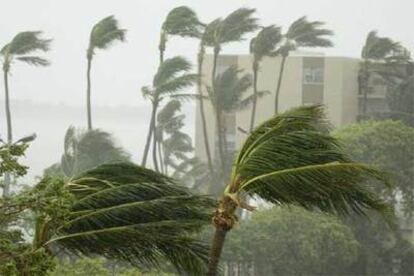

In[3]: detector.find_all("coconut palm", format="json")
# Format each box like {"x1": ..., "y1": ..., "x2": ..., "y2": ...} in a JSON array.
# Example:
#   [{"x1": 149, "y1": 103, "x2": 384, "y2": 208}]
[
  {"x1": 141, "y1": 57, "x2": 197, "y2": 171},
  {"x1": 206, "y1": 105, "x2": 391, "y2": 275},
  {"x1": 0, "y1": 31, "x2": 51, "y2": 197},
  {"x1": 5, "y1": 163, "x2": 214, "y2": 275},
  {"x1": 206, "y1": 66, "x2": 256, "y2": 170},
  {"x1": 249, "y1": 25, "x2": 282, "y2": 131},
  {"x1": 274, "y1": 17, "x2": 333, "y2": 113},
  {"x1": 59, "y1": 127, "x2": 130, "y2": 178},
  {"x1": 159, "y1": 6, "x2": 203, "y2": 63},
  {"x1": 359, "y1": 31, "x2": 401, "y2": 118},
  {"x1": 86, "y1": 15, "x2": 126, "y2": 130}
]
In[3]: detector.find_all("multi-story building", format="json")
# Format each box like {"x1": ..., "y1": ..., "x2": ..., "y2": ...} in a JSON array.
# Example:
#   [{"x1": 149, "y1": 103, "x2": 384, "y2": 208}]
[{"x1": 195, "y1": 53, "x2": 389, "y2": 162}]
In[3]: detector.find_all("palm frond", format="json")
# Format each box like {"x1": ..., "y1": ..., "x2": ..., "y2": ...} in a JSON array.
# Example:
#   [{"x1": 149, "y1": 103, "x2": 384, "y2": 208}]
[
  {"x1": 153, "y1": 56, "x2": 192, "y2": 86},
  {"x1": 52, "y1": 162, "x2": 215, "y2": 274},
  {"x1": 157, "y1": 74, "x2": 197, "y2": 96},
  {"x1": 250, "y1": 25, "x2": 282, "y2": 61},
  {"x1": 162, "y1": 6, "x2": 203, "y2": 38},
  {"x1": 229, "y1": 105, "x2": 391, "y2": 217},
  {"x1": 362, "y1": 31, "x2": 400, "y2": 60},
  {"x1": 237, "y1": 90, "x2": 270, "y2": 110},
  {"x1": 15, "y1": 56, "x2": 50, "y2": 66},
  {"x1": 4, "y1": 31, "x2": 51, "y2": 56},
  {"x1": 89, "y1": 15, "x2": 126, "y2": 54},
  {"x1": 286, "y1": 16, "x2": 333, "y2": 48}
]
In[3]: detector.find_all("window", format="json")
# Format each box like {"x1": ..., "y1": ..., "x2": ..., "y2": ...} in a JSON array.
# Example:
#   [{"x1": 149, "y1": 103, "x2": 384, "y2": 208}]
[{"x1": 303, "y1": 67, "x2": 324, "y2": 84}]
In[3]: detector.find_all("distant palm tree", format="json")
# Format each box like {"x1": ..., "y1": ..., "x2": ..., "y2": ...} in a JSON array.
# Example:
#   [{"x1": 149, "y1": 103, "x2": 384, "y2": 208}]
[
  {"x1": 159, "y1": 6, "x2": 202, "y2": 63},
  {"x1": 206, "y1": 66, "x2": 255, "y2": 169},
  {"x1": 206, "y1": 105, "x2": 392, "y2": 275},
  {"x1": 249, "y1": 25, "x2": 282, "y2": 131},
  {"x1": 359, "y1": 31, "x2": 400, "y2": 118},
  {"x1": 0, "y1": 31, "x2": 51, "y2": 197},
  {"x1": 274, "y1": 17, "x2": 333, "y2": 113},
  {"x1": 147, "y1": 7, "x2": 203, "y2": 171},
  {"x1": 203, "y1": 8, "x2": 258, "y2": 88},
  {"x1": 141, "y1": 57, "x2": 197, "y2": 171},
  {"x1": 86, "y1": 16, "x2": 126, "y2": 130},
  {"x1": 59, "y1": 127, "x2": 130, "y2": 178},
  {"x1": 20, "y1": 163, "x2": 215, "y2": 275}
]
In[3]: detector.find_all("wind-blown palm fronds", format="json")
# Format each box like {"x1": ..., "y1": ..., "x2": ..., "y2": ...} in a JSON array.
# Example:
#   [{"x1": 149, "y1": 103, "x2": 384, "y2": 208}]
[
  {"x1": 159, "y1": 6, "x2": 203, "y2": 62},
  {"x1": 59, "y1": 127, "x2": 130, "y2": 178},
  {"x1": 141, "y1": 57, "x2": 197, "y2": 170},
  {"x1": 274, "y1": 17, "x2": 333, "y2": 113},
  {"x1": 86, "y1": 16, "x2": 126, "y2": 130},
  {"x1": 206, "y1": 65, "x2": 253, "y2": 170},
  {"x1": 206, "y1": 105, "x2": 391, "y2": 275},
  {"x1": 43, "y1": 163, "x2": 215, "y2": 274},
  {"x1": 359, "y1": 31, "x2": 404, "y2": 118},
  {"x1": 250, "y1": 25, "x2": 282, "y2": 131},
  {"x1": 1, "y1": 31, "x2": 51, "y2": 198}
]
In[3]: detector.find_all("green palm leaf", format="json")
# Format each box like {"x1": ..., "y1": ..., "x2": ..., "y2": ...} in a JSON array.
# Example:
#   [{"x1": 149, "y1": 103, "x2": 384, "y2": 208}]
[
  {"x1": 229, "y1": 105, "x2": 391, "y2": 216},
  {"x1": 50, "y1": 162, "x2": 214, "y2": 274},
  {"x1": 162, "y1": 6, "x2": 203, "y2": 38},
  {"x1": 250, "y1": 25, "x2": 282, "y2": 61}
]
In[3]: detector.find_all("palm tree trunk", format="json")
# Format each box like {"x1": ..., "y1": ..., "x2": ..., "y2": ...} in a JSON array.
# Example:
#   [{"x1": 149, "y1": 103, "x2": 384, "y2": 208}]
[
  {"x1": 207, "y1": 226, "x2": 229, "y2": 276},
  {"x1": 215, "y1": 110, "x2": 225, "y2": 170},
  {"x1": 3, "y1": 69, "x2": 12, "y2": 198},
  {"x1": 152, "y1": 125, "x2": 160, "y2": 172},
  {"x1": 86, "y1": 57, "x2": 93, "y2": 130},
  {"x1": 360, "y1": 61, "x2": 368, "y2": 119},
  {"x1": 249, "y1": 62, "x2": 259, "y2": 132},
  {"x1": 197, "y1": 45, "x2": 214, "y2": 173},
  {"x1": 274, "y1": 55, "x2": 287, "y2": 114},
  {"x1": 141, "y1": 102, "x2": 157, "y2": 167},
  {"x1": 158, "y1": 134, "x2": 164, "y2": 174}
]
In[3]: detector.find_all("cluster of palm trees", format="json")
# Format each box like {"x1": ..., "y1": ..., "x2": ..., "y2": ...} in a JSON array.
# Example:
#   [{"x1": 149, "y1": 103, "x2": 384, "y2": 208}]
[{"x1": 1, "y1": 5, "x2": 410, "y2": 275}]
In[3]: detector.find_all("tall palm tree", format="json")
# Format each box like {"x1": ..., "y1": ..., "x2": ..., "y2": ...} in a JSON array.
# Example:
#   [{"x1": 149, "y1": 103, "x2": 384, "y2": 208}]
[
  {"x1": 206, "y1": 66, "x2": 255, "y2": 170},
  {"x1": 359, "y1": 31, "x2": 400, "y2": 118},
  {"x1": 206, "y1": 105, "x2": 392, "y2": 275},
  {"x1": 249, "y1": 25, "x2": 282, "y2": 131},
  {"x1": 5, "y1": 163, "x2": 214, "y2": 275},
  {"x1": 86, "y1": 16, "x2": 126, "y2": 130},
  {"x1": 274, "y1": 17, "x2": 333, "y2": 113},
  {"x1": 0, "y1": 31, "x2": 51, "y2": 197},
  {"x1": 141, "y1": 57, "x2": 197, "y2": 171}
]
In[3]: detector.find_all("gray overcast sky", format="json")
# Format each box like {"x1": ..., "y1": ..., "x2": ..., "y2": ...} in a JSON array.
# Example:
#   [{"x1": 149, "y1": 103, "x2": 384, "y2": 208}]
[
  {"x1": 1, "y1": 0, "x2": 413, "y2": 106},
  {"x1": 1, "y1": 0, "x2": 414, "y2": 179}
]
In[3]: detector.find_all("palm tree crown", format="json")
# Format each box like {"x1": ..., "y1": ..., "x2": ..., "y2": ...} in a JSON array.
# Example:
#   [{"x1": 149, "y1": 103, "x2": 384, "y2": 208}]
[
  {"x1": 1, "y1": 31, "x2": 51, "y2": 72},
  {"x1": 87, "y1": 15, "x2": 126, "y2": 60},
  {"x1": 250, "y1": 25, "x2": 282, "y2": 66}
]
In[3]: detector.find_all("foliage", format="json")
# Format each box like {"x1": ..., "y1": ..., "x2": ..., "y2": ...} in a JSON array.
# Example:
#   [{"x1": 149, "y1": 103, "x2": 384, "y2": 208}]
[
  {"x1": 0, "y1": 143, "x2": 29, "y2": 179},
  {"x1": 87, "y1": 15, "x2": 126, "y2": 59},
  {"x1": 224, "y1": 206, "x2": 359, "y2": 275},
  {"x1": 335, "y1": 120, "x2": 414, "y2": 215},
  {"x1": 45, "y1": 127, "x2": 130, "y2": 178},
  {"x1": 1, "y1": 31, "x2": 51, "y2": 72}
]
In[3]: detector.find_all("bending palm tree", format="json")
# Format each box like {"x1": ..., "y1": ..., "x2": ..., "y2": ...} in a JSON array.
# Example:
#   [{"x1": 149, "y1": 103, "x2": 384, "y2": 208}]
[
  {"x1": 359, "y1": 31, "x2": 400, "y2": 118},
  {"x1": 5, "y1": 163, "x2": 214, "y2": 275},
  {"x1": 274, "y1": 17, "x2": 333, "y2": 113},
  {"x1": 145, "y1": 7, "x2": 203, "y2": 171},
  {"x1": 0, "y1": 31, "x2": 51, "y2": 197},
  {"x1": 141, "y1": 57, "x2": 197, "y2": 171},
  {"x1": 207, "y1": 105, "x2": 392, "y2": 275},
  {"x1": 249, "y1": 25, "x2": 282, "y2": 131},
  {"x1": 86, "y1": 16, "x2": 126, "y2": 130},
  {"x1": 206, "y1": 66, "x2": 255, "y2": 171}
]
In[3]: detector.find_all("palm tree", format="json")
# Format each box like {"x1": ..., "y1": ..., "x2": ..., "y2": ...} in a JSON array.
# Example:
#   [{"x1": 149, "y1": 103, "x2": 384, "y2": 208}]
[
  {"x1": 141, "y1": 57, "x2": 197, "y2": 171},
  {"x1": 0, "y1": 31, "x2": 51, "y2": 197},
  {"x1": 359, "y1": 31, "x2": 400, "y2": 118},
  {"x1": 5, "y1": 163, "x2": 214, "y2": 275},
  {"x1": 206, "y1": 105, "x2": 391, "y2": 275},
  {"x1": 58, "y1": 127, "x2": 130, "y2": 178},
  {"x1": 206, "y1": 66, "x2": 255, "y2": 170},
  {"x1": 159, "y1": 6, "x2": 202, "y2": 63},
  {"x1": 274, "y1": 17, "x2": 333, "y2": 113},
  {"x1": 249, "y1": 25, "x2": 282, "y2": 131},
  {"x1": 86, "y1": 16, "x2": 126, "y2": 130}
]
